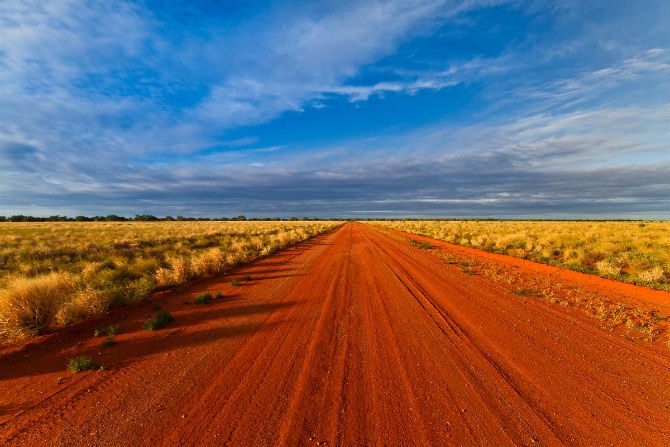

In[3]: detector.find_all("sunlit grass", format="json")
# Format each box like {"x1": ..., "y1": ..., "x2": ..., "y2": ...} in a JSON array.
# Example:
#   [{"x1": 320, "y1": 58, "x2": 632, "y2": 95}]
[
  {"x1": 369, "y1": 220, "x2": 670, "y2": 290},
  {"x1": 0, "y1": 221, "x2": 339, "y2": 339}
]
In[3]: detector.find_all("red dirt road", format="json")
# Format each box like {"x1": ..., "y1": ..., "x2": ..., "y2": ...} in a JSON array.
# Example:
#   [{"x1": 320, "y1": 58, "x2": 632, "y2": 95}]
[{"x1": 1, "y1": 222, "x2": 669, "y2": 446}]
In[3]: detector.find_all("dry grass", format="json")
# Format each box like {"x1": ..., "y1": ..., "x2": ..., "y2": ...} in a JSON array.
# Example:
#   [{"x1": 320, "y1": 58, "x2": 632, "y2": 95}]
[
  {"x1": 407, "y1": 236, "x2": 670, "y2": 343},
  {"x1": 0, "y1": 221, "x2": 339, "y2": 339},
  {"x1": 0, "y1": 273, "x2": 77, "y2": 338},
  {"x1": 369, "y1": 221, "x2": 670, "y2": 290},
  {"x1": 374, "y1": 226, "x2": 670, "y2": 343}
]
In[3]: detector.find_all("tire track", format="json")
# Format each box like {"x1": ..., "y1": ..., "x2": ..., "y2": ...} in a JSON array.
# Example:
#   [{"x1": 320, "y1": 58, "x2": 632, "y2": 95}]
[
  {"x1": 2, "y1": 223, "x2": 669, "y2": 446},
  {"x1": 363, "y1": 225, "x2": 670, "y2": 445}
]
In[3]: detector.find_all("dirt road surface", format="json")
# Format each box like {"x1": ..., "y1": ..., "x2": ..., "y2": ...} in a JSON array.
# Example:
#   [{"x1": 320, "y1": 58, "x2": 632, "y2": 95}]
[{"x1": 1, "y1": 222, "x2": 669, "y2": 446}]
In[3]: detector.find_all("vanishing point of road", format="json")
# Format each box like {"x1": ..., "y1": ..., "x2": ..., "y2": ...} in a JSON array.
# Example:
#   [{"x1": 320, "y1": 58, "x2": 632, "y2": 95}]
[{"x1": 1, "y1": 223, "x2": 669, "y2": 446}]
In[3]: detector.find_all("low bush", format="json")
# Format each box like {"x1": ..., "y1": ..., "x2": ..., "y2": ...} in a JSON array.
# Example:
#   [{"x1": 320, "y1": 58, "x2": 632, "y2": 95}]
[
  {"x1": 67, "y1": 356, "x2": 97, "y2": 372},
  {"x1": 513, "y1": 289, "x2": 540, "y2": 296},
  {"x1": 194, "y1": 292, "x2": 212, "y2": 304},
  {"x1": 143, "y1": 310, "x2": 173, "y2": 331},
  {"x1": 94, "y1": 324, "x2": 119, "y2": 337}
]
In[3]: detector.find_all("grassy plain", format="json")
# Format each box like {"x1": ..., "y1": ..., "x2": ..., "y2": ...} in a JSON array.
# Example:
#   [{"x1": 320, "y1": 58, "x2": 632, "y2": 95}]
[
  {"x1": 0, "y1": 221, "x2": 339, "y2": 339},
  {"x1": 369, "y1": 220, "x2": 670, "y2": 290}
]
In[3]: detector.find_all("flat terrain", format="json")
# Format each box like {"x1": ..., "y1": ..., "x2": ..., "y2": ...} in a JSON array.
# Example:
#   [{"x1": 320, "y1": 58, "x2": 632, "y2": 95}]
[
  {"x1": 0, "y1": 221, "x2": 338, "y2": 338},
  {"x1": 1, "y1": 222, "x2": 669, "y2": 446},
  {"x1": 370, "y1": 220, "x2": 670, "y2": 291}
]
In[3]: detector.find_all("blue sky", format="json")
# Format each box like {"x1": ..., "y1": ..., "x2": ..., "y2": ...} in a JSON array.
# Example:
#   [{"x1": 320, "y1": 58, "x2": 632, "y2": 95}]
[{"x1": 0, "y1": 0, "x2": 668, "y2": 218}]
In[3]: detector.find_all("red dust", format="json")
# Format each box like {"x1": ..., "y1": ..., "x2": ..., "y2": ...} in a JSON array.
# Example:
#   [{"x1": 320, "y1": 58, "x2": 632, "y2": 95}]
[{"x1": 1, "y1": 223, "x2": 669, "y2": 446}]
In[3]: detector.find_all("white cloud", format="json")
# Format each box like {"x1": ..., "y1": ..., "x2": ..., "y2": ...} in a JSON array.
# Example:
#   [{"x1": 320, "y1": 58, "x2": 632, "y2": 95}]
[
  {"x1": 519, "y1": 48, "x2": 670, "y2": 110},
  {"x1": 324, "y1": 56, "x2": 513, "y2": 101},
  {"x1": 0, "y1": 1, "x2": 667, "y2": 217},
  {"x1": 0, "y1": 0, "x2": 498, "y2": 158},
  {"x1": 0, "y1": 1, "x2": 150, "y2": 87},
  {"x1": 192, "y1": 0, "x2": 510, "y2": 125}
]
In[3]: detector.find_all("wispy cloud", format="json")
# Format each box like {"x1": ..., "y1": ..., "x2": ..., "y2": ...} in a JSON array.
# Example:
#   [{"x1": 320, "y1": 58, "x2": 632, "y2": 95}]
[
  {"x1": 3, "y1": 99, "x2": 666, "y2": 217},
  {"x1": 322, "y1": 56, "x2": 510, "y2": 101},
  {"x1": 520, "y1": 48, "x2": 670, "y2": 111},
  {"x1": 0, "y1": 1, "x2": 667, "y2": 217},
  {"x1": 191, "y1": 0, "x2": 506, "y2": 125},
  {"x1": 0, "y1": 0, "x2": 500, "y2": 157}
]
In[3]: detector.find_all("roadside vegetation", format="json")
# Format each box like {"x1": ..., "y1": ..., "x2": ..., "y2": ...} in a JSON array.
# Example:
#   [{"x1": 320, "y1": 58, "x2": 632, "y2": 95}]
[
  {"x1": 194, "y1": 292, "x2": 213, "y2": 304},
  {"x1": 396, "y1": 232, "x2": 670, "y2": 343},
  {"x1": 369, "y1": 221, "x2": 670, "y2": 290},
  {"x1": 66, "y1": 356, "x2": 97, "y2": 372},
  {"x1": 0, "y1": 221, "x2": 339, "y2": 339},
  {"x1": 143, "y1": 310, "x2": 174, "y2": 331}
]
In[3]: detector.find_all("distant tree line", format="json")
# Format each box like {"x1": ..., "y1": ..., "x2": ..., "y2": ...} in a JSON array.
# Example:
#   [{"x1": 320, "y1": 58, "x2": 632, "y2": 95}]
[
  {"x1": 0, "y1": 214, "x2": 347, "y2": 222},
  {"x1": 1, "y1": 215, "x2": 646, "y2": 223}
]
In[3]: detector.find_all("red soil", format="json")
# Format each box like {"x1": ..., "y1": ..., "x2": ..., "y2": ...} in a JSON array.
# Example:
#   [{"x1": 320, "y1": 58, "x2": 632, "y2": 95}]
[
  {"x1": 384, "y1": 226, "x2": 670, "y2": 314},
  {"x1": 1, "y1": 222, "x2": 669, "y2": 446}
]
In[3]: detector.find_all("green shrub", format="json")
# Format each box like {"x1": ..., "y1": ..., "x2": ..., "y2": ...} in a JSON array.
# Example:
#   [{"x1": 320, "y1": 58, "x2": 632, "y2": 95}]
[
  {"x1": 513, "y1": 289, "x2": 539, "y2": 296},
  {"x1": 67, "y1": 356, "x2": 96, "y2": 372},
  {"x1": 242, "y1": 275, "x2": 252, "y2": 281},
  {"x1": 214, "y1": 291, "x2": 223, "y2": 299},
  {"x1": 127, "y1": 276, "x2": 155, "y2": 302},
  {"x1": 143, "y1": 310, "x2": 173, "y2": 331},
  {"x1": 231, "y1": 279, "x2": 240, "y2": 286},
  {"x1": 194, "y1": 292, "x2": 212, "y2": 304},
  {"x1": 94, "y1": 324, "x2": 119, "y2": 337},
  {"x1": 101, "y1": 336, "x2": 116, "y2": 347}
]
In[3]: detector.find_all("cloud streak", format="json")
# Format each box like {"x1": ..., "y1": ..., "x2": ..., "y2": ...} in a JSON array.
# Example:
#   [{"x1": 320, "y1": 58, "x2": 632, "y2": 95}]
[
  {"x1": 2, "y1": 100, "x2": 666, "y2": 218},
  {"x1": 0, "y1": 1, "x2": 667, "y2": 217}
]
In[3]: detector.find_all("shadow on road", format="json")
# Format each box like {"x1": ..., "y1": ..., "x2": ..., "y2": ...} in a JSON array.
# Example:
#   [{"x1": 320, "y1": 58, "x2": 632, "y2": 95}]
[{"x1": 0, "y1": 300, "x2": 299, "y2": 382}]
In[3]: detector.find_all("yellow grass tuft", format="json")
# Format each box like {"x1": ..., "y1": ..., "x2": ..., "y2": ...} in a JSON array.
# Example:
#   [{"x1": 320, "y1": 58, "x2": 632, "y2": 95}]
[
  {"x1": 56, "y1": 287, "x2": 108, "y2": 325},
  {"x1": 595, "y1": 260, "x2": 621, "y2": 277},
  {"x1": 638, "y1": 266, "x2": 664, "y2": 284},
  {"x1": 0, "y1": 273, "x2": 77, "y2": 339},
  {"x1": 191, "y1": 248, "x2": 226, "y2": 276}
]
